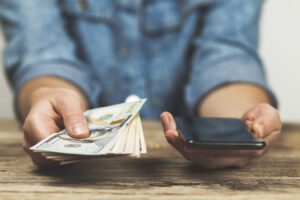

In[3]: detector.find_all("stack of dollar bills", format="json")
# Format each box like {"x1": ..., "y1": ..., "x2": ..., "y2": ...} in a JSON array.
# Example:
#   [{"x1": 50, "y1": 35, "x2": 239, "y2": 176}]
[{"x1": 30, "y1": 99, "x2": 147, "y2": 165}]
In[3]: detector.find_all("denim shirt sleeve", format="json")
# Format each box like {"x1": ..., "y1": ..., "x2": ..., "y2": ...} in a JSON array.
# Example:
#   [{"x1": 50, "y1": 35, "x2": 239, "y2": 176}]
[
  {"x1": 184, "y1": 0, "x2": 277, "y2": 115},
  {"x1": 0, "y1": 0, "x2": 100, "y2": 109}
]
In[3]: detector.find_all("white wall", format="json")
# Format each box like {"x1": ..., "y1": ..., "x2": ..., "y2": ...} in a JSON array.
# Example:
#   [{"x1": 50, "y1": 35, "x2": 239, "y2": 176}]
[
  {"x1": 0, "y1": 34, "x2": 13, "y2": 119},
  {"x1": 0, "y1": 0, "x2": 300, "y2": 121},
  {"x1": 260, "y1": 0, "x2": 300, "y2": 122}
]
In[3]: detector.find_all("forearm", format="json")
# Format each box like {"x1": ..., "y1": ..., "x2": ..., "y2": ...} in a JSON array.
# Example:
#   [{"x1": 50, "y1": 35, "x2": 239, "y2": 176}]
[
  {"x1": 198, "y1": 83, "x2": 271, "y2": 118},
  {"x1": 17, "y1": 76, "x2": 88, "y2": 120}
]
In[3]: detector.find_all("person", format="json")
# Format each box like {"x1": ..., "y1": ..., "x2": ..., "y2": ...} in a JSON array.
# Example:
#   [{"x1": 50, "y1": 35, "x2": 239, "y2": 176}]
[{"x1": 0, "y1": 0, "x2": 281, "y2": 168}]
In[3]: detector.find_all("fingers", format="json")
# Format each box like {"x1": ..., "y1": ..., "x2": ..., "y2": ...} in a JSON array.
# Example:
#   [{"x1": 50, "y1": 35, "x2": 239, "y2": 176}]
[
  {"x1": 160, "y1": 112, "x2": 260, "y2": 169},
  {"x1": 160, "y1": 112, "x2": 184, "y2": 153},
  {"x1": 21, "y1": 88, "x2": 89, "y2": 167},
  {"x1": 160, "y1": 112, "x2": 180, "y2": 144},
  {"x1": 22, "y1": 103, "x2": 63, "y2": 167},
  {"x1": 22, "y1": 136, "x2": 59, "y2": 167},
  {"x1": 160, "y1": 112, "x2": 169, "y2": 132},
  {"x1": 52, "y1": 92, "x2": 89, "y2": 139},
  {"x1": 242, "y1": 103, "x2": 264, "y2": 121},
  {"x1": 243, "y1": 104, "x2": 282, "y2": 138},
  {"x1": 262, "y1": 127, "x2": 281, "y2": 147},
  {"x1": 22, "y1": 88, "x2": 89, "y2": 167},
  {"x1": 242, "y1": 105, "x2": 264, "y2": 138},
  {"x1": 22, "y1": 105, "x2": 61, "y2": 145}
]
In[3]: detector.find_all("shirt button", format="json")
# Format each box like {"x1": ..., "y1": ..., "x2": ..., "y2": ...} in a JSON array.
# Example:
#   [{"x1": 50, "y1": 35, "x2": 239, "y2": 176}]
[{"x1": 125, "y1": 95, "x2": 141, "y2": 103}]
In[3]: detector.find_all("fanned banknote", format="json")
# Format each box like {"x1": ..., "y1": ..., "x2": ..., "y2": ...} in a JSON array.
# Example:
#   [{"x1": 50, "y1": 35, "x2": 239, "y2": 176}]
[{"x1": 30, "y1": 99, "x2": 147, "y2": 165}]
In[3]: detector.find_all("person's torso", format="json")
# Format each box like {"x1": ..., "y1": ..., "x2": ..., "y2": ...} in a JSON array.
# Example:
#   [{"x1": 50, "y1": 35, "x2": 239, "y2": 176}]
[{"x1": 59, "y1": 0, "x2": 213, "y2": 118}]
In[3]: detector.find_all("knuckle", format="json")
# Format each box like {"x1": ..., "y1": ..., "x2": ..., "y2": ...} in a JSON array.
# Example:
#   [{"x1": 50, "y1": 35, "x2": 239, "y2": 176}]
[
  {"x1": 244, "y1": 111, "x2": 256, "y2": 120},
  {"x1": 22, "y1": 123, "x2": 29, "y2": 134},
  {"x1": 22, "y1": 114, "x2": 48, "y2": 145},
  {"x1": 22, "y1": 112, "x2": 40, "y2": 134},
  {"x1": 22, "y1": 115, "x2": 34, "y2": 134}
]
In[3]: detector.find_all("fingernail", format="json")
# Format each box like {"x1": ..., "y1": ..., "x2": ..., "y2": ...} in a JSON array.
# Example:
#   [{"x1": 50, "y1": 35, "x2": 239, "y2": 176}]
[
  {"x1": 72, "y1": 124, "x2": 87, "y2": 135},
  {"x1": 164, "y1": 117, "x2": 170, "y2": 128},
  {"x1": 166, "y1": 114, "x2": 170, "y2": 125},
  {"x1": 161, "y1": 113, "x2": 170, "y2": 130},
  {"x1": 168, "y1": 114, "x2": 176, "y2": 130}
]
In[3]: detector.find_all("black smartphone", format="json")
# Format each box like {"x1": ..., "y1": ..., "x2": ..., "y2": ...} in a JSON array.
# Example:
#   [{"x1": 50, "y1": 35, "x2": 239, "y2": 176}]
[{"x1": 175, "y1": 117, "x2": 266, "y2": 150}]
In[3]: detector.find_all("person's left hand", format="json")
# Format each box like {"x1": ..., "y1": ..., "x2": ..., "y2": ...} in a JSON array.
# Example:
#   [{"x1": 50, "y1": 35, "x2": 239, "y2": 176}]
[{"x1": 160, "y1": 103, "x2": 281, "y2": 169}]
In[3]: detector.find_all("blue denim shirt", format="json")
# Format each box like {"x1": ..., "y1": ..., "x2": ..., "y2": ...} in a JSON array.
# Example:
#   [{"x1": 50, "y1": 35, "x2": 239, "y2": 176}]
[{"x1": 0, "y1": 0, "x2": 276, "y2": 119}]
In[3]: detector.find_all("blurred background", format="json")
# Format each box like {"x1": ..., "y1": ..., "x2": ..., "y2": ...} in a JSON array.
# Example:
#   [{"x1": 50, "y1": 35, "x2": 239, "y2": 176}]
[{"x1": 0, "y1": 0, "x2": 299, "y2": 122}]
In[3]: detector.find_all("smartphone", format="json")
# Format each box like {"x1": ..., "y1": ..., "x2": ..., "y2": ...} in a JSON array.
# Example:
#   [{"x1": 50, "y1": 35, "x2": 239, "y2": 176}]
[{"x1": 175, "y1": 117, "x2": 266, "y2": 150}]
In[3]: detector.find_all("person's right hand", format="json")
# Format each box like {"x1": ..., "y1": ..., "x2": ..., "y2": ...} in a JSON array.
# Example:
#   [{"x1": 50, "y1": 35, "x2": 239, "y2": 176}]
[{"x1": 21, "y1": 87, "x2": 89, "y2": 167}]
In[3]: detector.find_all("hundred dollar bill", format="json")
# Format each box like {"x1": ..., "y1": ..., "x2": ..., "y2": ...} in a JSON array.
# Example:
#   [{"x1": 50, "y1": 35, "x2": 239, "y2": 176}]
[
  {"x1": 30, "y1": 99, "x2": 147, "y2": 156},
  {"x1": 40, "y1": 114, "x2": 145, "y2": 165}
]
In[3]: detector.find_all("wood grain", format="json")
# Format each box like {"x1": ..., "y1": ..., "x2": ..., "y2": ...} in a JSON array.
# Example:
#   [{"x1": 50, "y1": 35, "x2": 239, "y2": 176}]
[{"x1": 0, "y1": 120, "x2": 300, "y2": 200}]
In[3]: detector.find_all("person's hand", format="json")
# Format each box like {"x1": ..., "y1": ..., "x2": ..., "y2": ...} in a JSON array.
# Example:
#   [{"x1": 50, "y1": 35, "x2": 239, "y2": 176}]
[
  {"x1": 160, "y1": 104, "x2": 281, "y2": 169},
  {"x1": 21, "y1": 87, "x2": 89, "y2": 167}
]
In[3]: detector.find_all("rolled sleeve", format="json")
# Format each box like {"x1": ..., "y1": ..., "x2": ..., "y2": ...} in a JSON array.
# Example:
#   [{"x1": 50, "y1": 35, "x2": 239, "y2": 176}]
[
  {"x1": 12, "y1": 61, "x2": 101, "y2": 107},
  {"x1": 184, "y1": 0, "x2": 277, "y2": 115},
  {"x1": 0, "y1": 0, "x2": 101, "y2": 109},
  {"x1": 185, "y1": 56, "x2": 277, "y2": 115}
]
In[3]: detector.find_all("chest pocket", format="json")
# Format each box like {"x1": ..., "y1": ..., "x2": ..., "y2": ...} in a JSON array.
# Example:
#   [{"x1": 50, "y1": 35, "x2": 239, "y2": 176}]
[
  {"x1": 141, "y1": 0, "x2": 184, "y2": 35},
  {"x1": 59, "y1": 0, "x2": 117, "y2": 27},
  {"x1": 140, "y1": 0, "x2": 220, "y2": 35}
]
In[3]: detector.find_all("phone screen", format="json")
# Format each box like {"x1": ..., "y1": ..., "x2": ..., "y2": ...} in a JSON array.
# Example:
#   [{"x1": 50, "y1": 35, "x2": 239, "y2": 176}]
[{"x1": 175, "y1": 117, "x2": 266, "y2": 150}]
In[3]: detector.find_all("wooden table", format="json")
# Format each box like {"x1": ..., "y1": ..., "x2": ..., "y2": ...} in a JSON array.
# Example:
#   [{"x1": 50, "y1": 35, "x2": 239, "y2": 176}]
[{"x1": 0, "y1": 120, "x2": 300, "y2": 200}]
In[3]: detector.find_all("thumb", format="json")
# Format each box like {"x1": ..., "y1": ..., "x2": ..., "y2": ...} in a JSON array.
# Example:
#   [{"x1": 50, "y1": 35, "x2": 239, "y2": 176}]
[
  {"x1": 160, "y1": 112, "x2": 185, "y2": 154},
  {"x1": 54, "y1": 95, "x2": 89, "y2": 139},
  {"x1": 160, "y1": 112, "x2": 177, "y2": 132},
  {"x1": 64, "y1": 111, "x2": 89, "y2": 139}
]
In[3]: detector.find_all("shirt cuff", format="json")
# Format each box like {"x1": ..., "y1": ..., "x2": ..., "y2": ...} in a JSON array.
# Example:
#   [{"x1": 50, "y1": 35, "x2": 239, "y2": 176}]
[{"x1": 184, "y1": 58, "x2": 278, "y2": 116}]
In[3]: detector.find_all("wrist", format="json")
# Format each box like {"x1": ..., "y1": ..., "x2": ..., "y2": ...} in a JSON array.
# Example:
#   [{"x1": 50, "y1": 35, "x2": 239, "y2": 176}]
[{"x1": 17, "y1": 76, "x2": 88, "y2": 119}]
